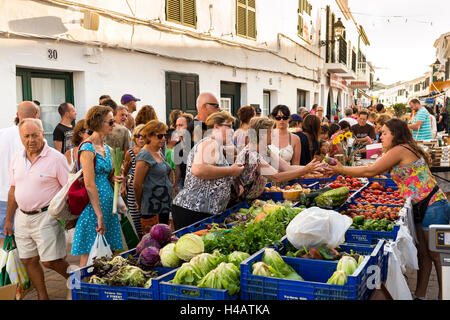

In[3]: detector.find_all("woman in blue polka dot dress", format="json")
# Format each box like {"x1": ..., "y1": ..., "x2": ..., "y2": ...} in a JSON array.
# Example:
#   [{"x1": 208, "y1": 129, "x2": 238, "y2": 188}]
[{"x1": 71, "y1": 105, "x2": 123, "y2": 267}]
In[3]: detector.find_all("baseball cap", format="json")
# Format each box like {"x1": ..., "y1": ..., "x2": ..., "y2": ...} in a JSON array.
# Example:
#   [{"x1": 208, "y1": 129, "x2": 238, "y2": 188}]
[
  {"x1": 254, "y1": 106, "x2": 262, "y2": 114},
  {"x1": 121, "y1": 94, "x2": 141, "y2": 104},
  {"x1": 291, "y1": 114, "x2": 302, "y2": 122},
  {"x1": 334, "y1": 115, "x2": 339, "y2": 121}
]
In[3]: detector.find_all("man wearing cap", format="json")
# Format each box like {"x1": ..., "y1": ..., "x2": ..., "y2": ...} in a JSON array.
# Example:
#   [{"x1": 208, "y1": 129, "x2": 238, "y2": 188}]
[
  {"x1": 254, "y1": 106, "x2": 262, "y2": 117},
  {"x1": 121, "y1": 94, "x2": 140, "y2": 131},
  {"x1": 288, "y1": 114, "x2": 303, "y2": 133},
  {"x1": 4, "y1": 118, "x2": 70, "y2": 300}
]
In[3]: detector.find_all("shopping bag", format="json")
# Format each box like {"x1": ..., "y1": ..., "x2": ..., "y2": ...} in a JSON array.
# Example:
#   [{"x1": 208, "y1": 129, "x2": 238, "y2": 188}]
[
  {"x1": 1, "y1": 235, "x2": 32, "y2": 300},
  {"x1": 87, "y1": 234, "x2": 113, "y2": 267},
  {"x1": 384, "y1": 242, "x2": 413, "y2": 300},
  {"x1": 120, "y1": 213, "x2": 139, "y2": 250},
  {"x1": 48, "y1": 170, "x2": 83, "y2": 221},
  {"x1": 286, "y1": 206, "x2": 353, "y2": 249}
]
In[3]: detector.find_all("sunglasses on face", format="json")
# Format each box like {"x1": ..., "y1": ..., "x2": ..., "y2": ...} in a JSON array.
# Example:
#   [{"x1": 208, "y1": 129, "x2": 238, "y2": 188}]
[
  {"x1": 155, "y1": 133, "x2": 169, "y2": 139},
  {"x1": 82, "y1": 129, "x2": 93, "y2": 135},
  {"x1": 219, "y1": 123, "x2": 233, "y2": 128},
  {"x1": 134, "y1": 134, "x2": 143, "y2": 139},
  {"x1": 317, "y1": 109, "x2": 324, "y2": 112},
  {"x1": 275, "y1": 116, "x2": 289, "y2": 121},
  {"x1": 206, "y1": 102, "x2": 220, "y2": 108},
  {"x1": 105, "y1": 119, "x2": 115, "y2": 126}
]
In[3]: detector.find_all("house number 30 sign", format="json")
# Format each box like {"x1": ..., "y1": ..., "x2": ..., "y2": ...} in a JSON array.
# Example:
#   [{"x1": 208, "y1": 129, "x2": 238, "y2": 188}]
[{"x1": 48, "y1": 49, "x2": 58, "y2": 60}]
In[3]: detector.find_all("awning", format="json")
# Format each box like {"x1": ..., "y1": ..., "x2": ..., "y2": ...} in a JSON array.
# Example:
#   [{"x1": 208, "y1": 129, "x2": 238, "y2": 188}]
[{"x1": 429, "y1": 80, "x2": 450, "y2": 93}]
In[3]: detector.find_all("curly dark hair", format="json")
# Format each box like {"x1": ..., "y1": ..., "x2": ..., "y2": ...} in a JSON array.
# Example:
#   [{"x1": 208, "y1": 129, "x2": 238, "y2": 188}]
[{"x1": 238, "y1": 105, "x2": 256, "y2": 124}]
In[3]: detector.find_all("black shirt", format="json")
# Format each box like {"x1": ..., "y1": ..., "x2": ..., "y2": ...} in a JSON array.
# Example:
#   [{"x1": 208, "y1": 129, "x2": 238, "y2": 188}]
[
  {"x1": 294, "y1": 131, "x2": 318, "y2": 165},
  {"x1": 52, "y1": 123, "x2": 74, "y2": 154}
]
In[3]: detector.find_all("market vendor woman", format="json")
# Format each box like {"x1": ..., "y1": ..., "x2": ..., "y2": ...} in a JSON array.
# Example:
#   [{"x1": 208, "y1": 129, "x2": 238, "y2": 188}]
[{"x1": 328, "y1": 118, "x2": 450, "y2": 300}]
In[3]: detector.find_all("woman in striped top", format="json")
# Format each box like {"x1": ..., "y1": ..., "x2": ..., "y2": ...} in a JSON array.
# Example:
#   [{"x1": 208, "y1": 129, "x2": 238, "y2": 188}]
[{"x1": 122, "y1": 124, "x2": 146, "y2": 238}]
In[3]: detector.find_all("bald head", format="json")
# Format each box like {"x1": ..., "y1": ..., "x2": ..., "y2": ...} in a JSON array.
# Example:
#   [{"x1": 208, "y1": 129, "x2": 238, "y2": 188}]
[
  {"x1": 196, "y1": 92, "x2": 220, "y2": 121},
  {"x1": 16, "y1": 101, "x2": 40, "y2": 124}
]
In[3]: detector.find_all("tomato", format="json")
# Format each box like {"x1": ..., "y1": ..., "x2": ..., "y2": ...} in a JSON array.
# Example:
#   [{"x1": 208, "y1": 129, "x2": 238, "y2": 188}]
[{"x1": 386, "y1": 188, "x2": 393, "y2": 192}]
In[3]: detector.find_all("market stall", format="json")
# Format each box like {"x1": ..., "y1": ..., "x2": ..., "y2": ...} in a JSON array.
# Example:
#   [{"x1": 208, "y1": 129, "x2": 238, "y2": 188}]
[{"x1": 69, "y1": 174, "x2": 417, "y2": 301}]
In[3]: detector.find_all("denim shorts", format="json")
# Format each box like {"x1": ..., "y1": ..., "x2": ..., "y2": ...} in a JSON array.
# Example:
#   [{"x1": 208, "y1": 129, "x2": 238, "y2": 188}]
[
  {"x1": 420, "y1": 200, "x2": 450, "y2": 230},
  {"x1": 0, "y1": 201, "x2": 6, "y2": 239}
]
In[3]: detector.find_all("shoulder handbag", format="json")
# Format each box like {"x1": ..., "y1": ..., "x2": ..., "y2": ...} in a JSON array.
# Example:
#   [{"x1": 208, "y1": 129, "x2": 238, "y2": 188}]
[
  {"x1": 67, "y1": 141, "x2": 97, "y2": 216},
  {"x1": 412, "y1": 185, "x2": 439, "y2": 224},
  {"x1": 49, "y1": 141, "x2": 97, "y2": 220}
]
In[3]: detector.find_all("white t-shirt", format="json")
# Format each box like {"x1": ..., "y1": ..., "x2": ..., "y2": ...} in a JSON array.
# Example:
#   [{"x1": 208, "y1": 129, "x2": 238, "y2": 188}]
[
  {"x1": 0, "y1": 126, "x2": 24, "y2": 201},
  {"x1": 430, "y1": 115, "x2": 437, "y2": 138},
  {"x1": 340, "y1": 117, "x2": 358, "y2": 127}
]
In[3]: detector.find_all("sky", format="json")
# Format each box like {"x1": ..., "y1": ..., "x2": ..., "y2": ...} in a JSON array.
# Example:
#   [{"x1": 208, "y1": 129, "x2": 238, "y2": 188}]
[{"x1": 348, "y1": 0, "x2": 450, "y2": 86}]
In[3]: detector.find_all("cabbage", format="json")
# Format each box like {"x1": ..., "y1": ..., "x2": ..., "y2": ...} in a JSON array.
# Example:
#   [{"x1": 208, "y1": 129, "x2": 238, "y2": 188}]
[
  {"x1": 336, "y1": 256, "x2": 358, "y2": 276},
  {"x1": 262, "y1": 248, "x2": 303, "y2": 280},
  {"x1": 144, "y1": 278, "x2": 153, "y2": 289},
  {"x1": 107, "y1": 255, "x2": 127, "y2": 267},
  {"x1": 197, "y1": 262, "x2": 241, "y2": 296},
  {"x1": 159, "y1": 243, "x2": 182, "y2": 268},
  {"x1": 136, "y1": 234, "x2": 161, "y2": 256},
  {"x1": 138, "y1": 246, "x2": 161, "y2": 267},
  {"x1": 89, "y1": 275, "x2": 106, "y2": 285},
  {"x1": 327, "y1": 270, "x2": 347, "y2": 285},
  {"x1": 174, "y1": 233, "x2": 204, "y2": 261},
  {"x1": 227, "y1": 251, "x2": 250, "y2": 267},
  {"x1": 190, "y1": 250, "x2": 226, "y2": 277},
  {"x1": 170, "y1": 262, "x2": 203, "y2": 286},
  {"x1": 150, "y1": 224, "x2": 172, "y2": 246},
  {"x1": 114, "y1": 266, "x2": 147, "y2": 287},
  {"x1": 251, "y1": 262, "x2": 281, "y2": 277}
]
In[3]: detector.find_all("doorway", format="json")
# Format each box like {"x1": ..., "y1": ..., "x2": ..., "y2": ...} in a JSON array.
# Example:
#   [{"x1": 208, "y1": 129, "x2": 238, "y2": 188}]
[
  {"x1": 16, "y1": 68, "x2": 74, "y2": 147},
  {"x1": 165, "y1": 71, "x2": 199, "y2": 124}
]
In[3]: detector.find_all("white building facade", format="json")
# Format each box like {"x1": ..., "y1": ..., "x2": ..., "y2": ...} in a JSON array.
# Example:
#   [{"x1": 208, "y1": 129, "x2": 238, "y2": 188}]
[{"x1": 0, "y1": 0, "x2": 374, "y2": 144}]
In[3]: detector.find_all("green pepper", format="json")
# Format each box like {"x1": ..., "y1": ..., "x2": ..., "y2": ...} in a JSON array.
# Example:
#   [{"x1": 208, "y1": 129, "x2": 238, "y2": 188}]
[{"x1": 353, "y1": 215, "x2": 365, "y2": 226}]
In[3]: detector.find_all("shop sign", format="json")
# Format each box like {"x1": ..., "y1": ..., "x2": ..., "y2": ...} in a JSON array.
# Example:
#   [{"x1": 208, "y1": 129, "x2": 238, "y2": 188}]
[{"x1": 330, "y1": 73, "x2": 348, "y2": 91}]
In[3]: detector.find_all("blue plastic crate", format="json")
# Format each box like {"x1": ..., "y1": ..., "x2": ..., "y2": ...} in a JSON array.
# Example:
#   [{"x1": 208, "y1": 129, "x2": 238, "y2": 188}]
[
  {"x1": 70, "y1": 249, "x2": 174, "y2": 300},
  {"x1": 368, "y1": 177, "x2": 397, "y2": 188},
  {"x1": 159, "y1": 268, "x2": 239, "y2": 300},
  {"x1": 345, "y1": 225, "x2": 400, "y2": 246},
  {"x1": 240, "y1": 240, "x2": 385, "y2": 300}
]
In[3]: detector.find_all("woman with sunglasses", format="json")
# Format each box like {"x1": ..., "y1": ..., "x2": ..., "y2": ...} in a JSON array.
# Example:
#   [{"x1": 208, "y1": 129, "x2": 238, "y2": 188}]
[
  {"x1": 133, "y1": 120, "x2": 173, "y2": 234},
  {"x1": 269, "y1": 105, "x2": 301, "y2": 165},
  {"x1": 71, "y1": 106, "x2": 124, "y2": 267},
  {"x1": 172, "y1": 111, "x2": 244, "y2": 230},
  {"x1": 64, "y1": 119, "x2": 92, "y2": 172},
  {"x1": 121, "y1": 124, "x2": 146, "y2": 238}
]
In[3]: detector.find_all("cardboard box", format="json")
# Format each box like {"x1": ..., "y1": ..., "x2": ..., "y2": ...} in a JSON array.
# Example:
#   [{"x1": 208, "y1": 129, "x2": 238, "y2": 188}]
[{"x1": 0, "y1": 284, "x2": 17, "y2": 300}]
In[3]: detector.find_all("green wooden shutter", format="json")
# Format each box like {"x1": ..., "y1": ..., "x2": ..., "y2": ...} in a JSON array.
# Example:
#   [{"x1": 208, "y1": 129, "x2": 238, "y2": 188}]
[
  {"x1": 166, "y1": 0, "x2": 181, "y2": 23},
  {"x1": 182, "y1": 0, "x2": 196, "y2": 27},
  {"x1": 236, "y1": 0, "x2": 256, "y2": 39}
]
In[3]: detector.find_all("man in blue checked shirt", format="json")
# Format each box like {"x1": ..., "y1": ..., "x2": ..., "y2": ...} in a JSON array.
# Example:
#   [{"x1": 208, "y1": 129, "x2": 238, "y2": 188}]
[{"x1": 408, "y1": 99, "x2": 433, "y2": 141}]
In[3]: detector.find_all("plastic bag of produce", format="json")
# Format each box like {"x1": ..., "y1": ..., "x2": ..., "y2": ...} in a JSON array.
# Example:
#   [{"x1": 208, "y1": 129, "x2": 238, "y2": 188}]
[
  {"x1": 384, "y1": 242, "x2": 412, "y2": 300},
  {"x1": 87, "y1": 234, "x2": 113, "y2": 268},
  {"x1": 286, "y1": 206, "x2": 352, "y2": 249}
]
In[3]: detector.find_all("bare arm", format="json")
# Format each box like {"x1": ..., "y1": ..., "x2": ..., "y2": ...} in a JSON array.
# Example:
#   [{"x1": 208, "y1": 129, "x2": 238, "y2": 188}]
[
  {"x1": 191, "y1": 140, "x2": 242, "y2": 179},
  {"x1": 408, "y1": 121, "x2": 422, "y2": 131},
  {"x1": 133, "y1": 160, "x2": 150, "y2": 212},
  {"x1": 3, "y1": 187, "x2": 18, "y2": 236},
  {"x1": 329, "y1": 146, "x2": 403, "y2": 177},
  {"x1": 53, "y1": 140, "x2": 63, "y2": 153},
  {"x1": 80, "y1": 150, "x2": 103, "y2": 219}
]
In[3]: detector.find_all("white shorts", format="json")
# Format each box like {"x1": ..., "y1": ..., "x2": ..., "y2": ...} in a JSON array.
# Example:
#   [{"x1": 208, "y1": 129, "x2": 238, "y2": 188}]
[{"x1": 14, "y1": 209, "x2": 67, "y2": 262}]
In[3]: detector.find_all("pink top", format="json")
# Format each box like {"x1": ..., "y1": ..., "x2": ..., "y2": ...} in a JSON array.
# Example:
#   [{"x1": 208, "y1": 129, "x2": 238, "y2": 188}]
[{"x1": 9, "y1": 142, "x2": 70, "y2": 211}]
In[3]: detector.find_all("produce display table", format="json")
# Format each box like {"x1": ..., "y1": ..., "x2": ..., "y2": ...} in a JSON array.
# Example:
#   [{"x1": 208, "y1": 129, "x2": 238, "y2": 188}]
[{"x1": 71, "y1": 175, "x2": 415, "y2": 301}]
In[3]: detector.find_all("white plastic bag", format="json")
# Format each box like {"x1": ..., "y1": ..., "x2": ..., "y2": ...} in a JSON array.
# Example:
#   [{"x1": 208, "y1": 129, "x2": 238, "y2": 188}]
[
  {"x1": 384, "y1": 242, "x2": 413, "y2": 300},
  {"x1": 86, "y1": 234, "x2": 113, "y2": 267},
  {"x1": 48, "y1": 171, "x2": 82, "y2": 221},
  {"x1": 286, "y1": 206, "x2": 353, "y2": 249},
  {"x1": 393, "y1": 224, "x2": 419, "y2": 272}
]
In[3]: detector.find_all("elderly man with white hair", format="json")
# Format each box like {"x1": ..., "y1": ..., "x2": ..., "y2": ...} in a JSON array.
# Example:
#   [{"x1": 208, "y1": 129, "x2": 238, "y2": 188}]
[{"x1": 4, "y1": 118, "x2": 70, "y2": 300}]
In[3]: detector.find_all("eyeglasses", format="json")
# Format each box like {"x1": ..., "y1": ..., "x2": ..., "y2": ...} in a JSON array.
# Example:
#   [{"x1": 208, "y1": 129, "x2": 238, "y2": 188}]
[
  {"x1": 81, "y1": 129, "x2": 93, "y2": 135},
  {"x1": 206, "y1": 102, "x2": 220, "y2": 108},
  {"x1": 317, "y1": 109, "x2": 324, "y2": 112},
  {"x1": 219, "y1": 123, "x2": 233, "y2": 128},
  {"x1": 105, "y1": 119, "x2": 115, "y2": 126},
  {"x1": 275, "y1": 116, "x2": 289, "y2": 121},
  {"x1": 134, "y1": 134, "x2": 143, "y2": 139},
  {"x1": 155, "y1": 133, "x2": 169, "y2": 139}
]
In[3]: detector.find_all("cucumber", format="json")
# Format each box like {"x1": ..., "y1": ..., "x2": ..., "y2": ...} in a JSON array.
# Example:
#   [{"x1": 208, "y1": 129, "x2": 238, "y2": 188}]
[{"x1": 305, "y1": 187, "x2": 333, "y2": 199}]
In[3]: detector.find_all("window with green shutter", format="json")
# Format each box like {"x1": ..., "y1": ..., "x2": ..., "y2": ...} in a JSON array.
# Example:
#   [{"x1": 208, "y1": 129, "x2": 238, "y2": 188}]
[
  {"x1": 236, "y1": 0, "x2": 256, "y2": 40},
  {"x1": 298, "y1": 0, "x2": 312, "y2": 39},
  {"x1": 166, "y1": 0, "x2": 197, "y2": 28}
]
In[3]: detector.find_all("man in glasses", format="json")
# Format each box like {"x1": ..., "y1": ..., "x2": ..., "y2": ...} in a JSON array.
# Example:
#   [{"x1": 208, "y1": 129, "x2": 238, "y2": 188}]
[
  {"x1": 104, "y1": 103, "x2": 131, "y2": 154},
  {"x1": 187, "y1": 92, "x2": 221, "y2": 146}
]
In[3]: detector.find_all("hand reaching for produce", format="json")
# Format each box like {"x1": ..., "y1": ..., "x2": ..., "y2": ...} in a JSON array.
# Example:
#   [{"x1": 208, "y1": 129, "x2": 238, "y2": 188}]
[
  {"x1": 327, "y1": 159, "x2": 344, "y2": 175},
  {"x1": 305, "y1": 158, "x2": 324, "y2": 175}
]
